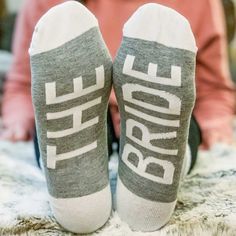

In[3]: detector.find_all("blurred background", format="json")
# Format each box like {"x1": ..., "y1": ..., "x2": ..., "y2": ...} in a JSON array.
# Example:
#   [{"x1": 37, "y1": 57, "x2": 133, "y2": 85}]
[
  {"x1": 0, "y1": 1, "x2": 235, "y2": 234},
  {"x1": 0, "y1": 0, "x2": 236, "y2": 128},
  {"x1": 0, "y1": 0, "x2": 24, "y2": 101},
  {"x1": 1, "y1": 0, "x2": 236, "y2": 101}
]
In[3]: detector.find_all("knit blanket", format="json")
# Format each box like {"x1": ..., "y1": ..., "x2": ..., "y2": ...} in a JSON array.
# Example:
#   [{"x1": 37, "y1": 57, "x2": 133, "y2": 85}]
[{"x1": 0, "y1": 141, "x2": 236, "y2": 236}]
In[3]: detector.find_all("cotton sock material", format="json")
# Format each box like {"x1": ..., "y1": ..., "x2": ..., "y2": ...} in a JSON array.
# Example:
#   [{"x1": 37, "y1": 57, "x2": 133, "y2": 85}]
[
  {"x1": 29, "y1": 2, "x2": 112, "y2": 233},
  {"x1": 113, "y1": 3, "x2": 197, "y2": 232}
]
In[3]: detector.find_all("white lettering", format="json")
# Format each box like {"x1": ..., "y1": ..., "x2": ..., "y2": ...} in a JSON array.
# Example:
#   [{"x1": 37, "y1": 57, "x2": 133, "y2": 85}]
[
  {"x1": 123, "y1": 55, "x2": 181, "y2": 86},
  {"x1": 46, "y1": 65, "x2": 105, "y2": 105},
  {"x1": 122, "y1": 144, "x2": 175, "y2": 185},
  {"x1": 45, "y1": 65, "x2": 105, "y2": 169},
  {"x1": 126, "y1": 119, "x2": 178, "y2": 155},
  {"x1": 123, "y1": 83, "x2": 181, "y2": 115},
  {"x1": 47, "y1": 142, "x2": 97, "y2": 169},
  {"x1": 46, "y1": 98, "x2": 101, "y2": 138}
]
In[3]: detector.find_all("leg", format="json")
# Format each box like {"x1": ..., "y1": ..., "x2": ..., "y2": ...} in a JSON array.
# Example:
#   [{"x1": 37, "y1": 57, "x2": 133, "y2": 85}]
[
  {"x1": 30, "y1": 2, "x2": 112, "y2": 233},
  {"x1": 181, "y1": 115, "x2": 201, "y2": 178},
  {"x1": 188, "y1": 116, "x2": 202, "y2": 171},
  {"x1": 33, "y1": 128, "x2": 41, "y2": 168}
]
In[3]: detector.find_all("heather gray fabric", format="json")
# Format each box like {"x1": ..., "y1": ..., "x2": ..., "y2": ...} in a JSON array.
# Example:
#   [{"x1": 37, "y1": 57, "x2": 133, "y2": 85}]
[
  {"x1": 31, "y1": 27, "x2": 112, "y2": 199},
  {"x1": 113, "y1": 36, "x2": 196, "y2": 203}
]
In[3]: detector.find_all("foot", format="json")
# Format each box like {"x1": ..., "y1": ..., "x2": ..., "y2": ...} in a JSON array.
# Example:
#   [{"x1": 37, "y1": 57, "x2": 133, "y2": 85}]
[
  {"x1": 113, "y1": 3, "x2": 197, "y2": 232},
  {"x1": 30, "y1": 2, "x2": 112, "y2": 233}
]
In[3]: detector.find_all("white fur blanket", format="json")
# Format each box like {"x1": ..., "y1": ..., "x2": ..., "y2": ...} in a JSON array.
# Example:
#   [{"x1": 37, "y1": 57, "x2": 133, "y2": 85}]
[{"x1": 0, "y1": 141, "x2": 236, "y2": 236}]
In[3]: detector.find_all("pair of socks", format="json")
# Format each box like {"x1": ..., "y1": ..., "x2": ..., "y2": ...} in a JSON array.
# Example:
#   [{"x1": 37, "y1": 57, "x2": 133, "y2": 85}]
[{"x1": 30, "y1": 1, "x2": 197, "y2": 233}]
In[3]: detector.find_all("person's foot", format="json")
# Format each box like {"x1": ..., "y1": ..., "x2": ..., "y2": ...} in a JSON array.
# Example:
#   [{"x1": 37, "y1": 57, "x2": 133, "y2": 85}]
[
  {"x1": 113, "y1": 3, "x2": 197, "y2": 231},
  {"x1": 30, "y1": 2, "x2": 112, "y2": 233}
]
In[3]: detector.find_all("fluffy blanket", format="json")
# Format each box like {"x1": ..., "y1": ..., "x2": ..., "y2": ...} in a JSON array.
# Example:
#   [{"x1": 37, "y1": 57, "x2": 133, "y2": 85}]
[{"x1": 0, "y1": 141, "x2": 236, "y2": 236}]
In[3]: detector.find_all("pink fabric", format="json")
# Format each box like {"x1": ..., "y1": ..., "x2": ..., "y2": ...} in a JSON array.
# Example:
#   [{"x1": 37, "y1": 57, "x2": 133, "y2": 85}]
[
  {"x1": 2, "y1": 0, "x2": 65, "y2": 134},
  {"x1": 2, "y1": 0, "x2": 235, "y2": 148}
]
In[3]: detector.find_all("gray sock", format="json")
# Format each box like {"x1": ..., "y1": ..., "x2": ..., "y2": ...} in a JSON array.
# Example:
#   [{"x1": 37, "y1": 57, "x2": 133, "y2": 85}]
[
  {"x1": 29, "y1": 2, "x2": 112, "y2": 233},
  {"x1": 113, "y1": 3, "x2": 197, "y2": 231}
]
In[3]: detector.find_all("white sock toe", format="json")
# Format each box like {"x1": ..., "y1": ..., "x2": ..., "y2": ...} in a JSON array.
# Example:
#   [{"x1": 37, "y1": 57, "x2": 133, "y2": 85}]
[
  {"x1": 123, "y1": 3, "x2": 197, "y2": 52},
  {"x1": 29, "y1": 1, "x2": 98, "y2": 55}
]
